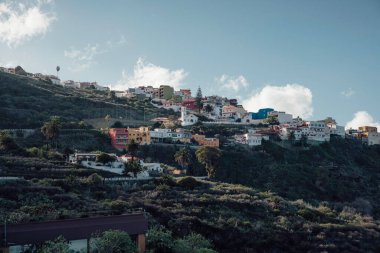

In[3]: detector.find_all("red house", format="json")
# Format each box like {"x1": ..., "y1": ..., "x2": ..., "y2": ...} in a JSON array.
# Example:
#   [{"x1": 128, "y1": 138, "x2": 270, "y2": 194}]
[
  {"x1": 109, "y1": 128, "x2": 128, "y2": 149},
  {"x1": 182, "y1": 99, "x2": 197, "y2": 110}
]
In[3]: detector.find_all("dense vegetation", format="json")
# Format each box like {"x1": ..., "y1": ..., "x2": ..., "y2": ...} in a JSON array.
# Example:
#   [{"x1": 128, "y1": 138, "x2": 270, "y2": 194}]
[{"x1": 1, "y1": 176, "x2": 379, "y2": 252}]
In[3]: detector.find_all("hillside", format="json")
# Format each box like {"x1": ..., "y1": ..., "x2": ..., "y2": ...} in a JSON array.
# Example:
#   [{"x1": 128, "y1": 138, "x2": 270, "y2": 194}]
[
  {"x1": 0, "y1": 72, "x2": 178, "y2": 128},
  {"x1": 137, "y1": 138, "x2": 380, "y2": 220},
  {"x1": 0, "y1": 177, "x2": 379, "y2": 253}
]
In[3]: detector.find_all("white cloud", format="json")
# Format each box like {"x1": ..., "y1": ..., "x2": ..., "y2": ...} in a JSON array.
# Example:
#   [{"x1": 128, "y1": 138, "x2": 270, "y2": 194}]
[
  {"x1": 113, "y1": 58, "x2": 188, "y2": 90},
  {"x1": 217, "y1": 74, "x2": 248, "y2": 92},
  {"x1": 242, "y1": 84, "x2": 313, "y2": 119},
  {"x1": 341, "y1": 88, "x2": 355, "y2": 98},
  {"x1": 0, "y1": 61, "x2": 17, "y2": 68},
  {"x1": 345, "y1": 111, "x2": 380, "y2": 130},
  {"x1": 64, "y1": 35, "x2": 126, "y2": 72},
  {"x1": 64, "y1": 44, "x2": 100, "y2": 72},
  {"x1": 0, "y1": 0, "x2": 56, "y2": 47}
]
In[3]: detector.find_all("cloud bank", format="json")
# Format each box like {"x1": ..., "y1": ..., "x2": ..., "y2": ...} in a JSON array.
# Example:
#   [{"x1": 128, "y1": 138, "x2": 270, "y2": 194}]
[
  {"x1": 243, "y1": 84, "x2": 313, "y2": 119},
  {"x1": 341, "y1": 88, "x2": 355, "y2": 98},
  {"x1": 217, "y1": 74, "x2": 248, "y2": 92},
  {"x1": 64, "y1": 36, "x2": 126, "y2": 72},
  {"x1": 113, "y1": 58, "x2": 188, "y2": 90},
  {"x1": 64, "y1": 44, "x2": 101, "y2": 72},
  {"x1": 0, "y1": 0, "x2": 56, "y2": 47},
  {"x1": 345, "y1": 111, "x2": 380, "y2": 130}
]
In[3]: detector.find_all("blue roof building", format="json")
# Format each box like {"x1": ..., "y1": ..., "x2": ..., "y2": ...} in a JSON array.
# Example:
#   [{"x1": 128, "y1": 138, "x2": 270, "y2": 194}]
[{"x1": 250, "y1": 108, "x2": 274, "y2": 119}]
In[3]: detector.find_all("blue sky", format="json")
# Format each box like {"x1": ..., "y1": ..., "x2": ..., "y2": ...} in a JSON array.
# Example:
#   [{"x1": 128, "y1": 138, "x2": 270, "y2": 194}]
[{"x1": 0, "y1": 0, "x2": 379, "y2": 128}]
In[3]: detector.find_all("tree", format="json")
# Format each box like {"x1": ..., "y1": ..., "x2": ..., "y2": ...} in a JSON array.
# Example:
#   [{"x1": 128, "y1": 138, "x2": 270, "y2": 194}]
[
  {"x1": 173, "y1": 233, "x2": 215, "y2": 253},
  {"x1": 86, "y1": 173, "x2": 103, "y2": 186},
  {"x1": 127, "y1": 139, "x2": 139, "y2": 161},
  {"x1": 123, "y1": 160, "x2": 143, "y2": 177},
  {"x1": 300, "y1": 134, "x2": 308, "y2": 147},
  {"x1": 38, "y1": 236, "x2": 70, "y2": 253},
  {"x1": 41, "y1": 116, "x2": 61, "y2": 149},
  {"x1": 195, "y1": 87, "x2": 203, "y2": 113},
  {"x1": 203, "y1": 104, "x2": 213, "y2": 114},
  {"x1": 0, "y1": 132, "x2": 19, "y2": 151},
  {"x1": 195, "y1": 146, "x2": 221, "y2": 178},
  {"x1": 146, "y1": 226, "x2": 175, "y2": 253},
  {"x1": 91, "y1": 230, "x2": 136, "y2": 253},
  {"x1": 174, "y1": 148, "x2": 192, "y2": 169},
  {"x1": 96, "y1": 152, "x2": 116, "y2": 164},
  {"x1": 108, "y1": 90, "x2": 116, "y2": 100},
  {"x1": 111, "y1": 121, "x2": 124, "y2": 128}
]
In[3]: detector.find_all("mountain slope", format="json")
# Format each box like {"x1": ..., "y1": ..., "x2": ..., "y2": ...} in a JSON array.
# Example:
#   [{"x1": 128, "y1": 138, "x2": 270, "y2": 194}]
[{"x1": 0, "y1": 72, "x2": 177, "y2": 128}]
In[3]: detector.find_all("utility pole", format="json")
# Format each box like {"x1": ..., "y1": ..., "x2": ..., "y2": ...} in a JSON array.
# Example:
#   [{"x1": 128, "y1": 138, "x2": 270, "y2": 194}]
[{"x1": 3, "y1": 217, "x2": 7, "y2": 248}]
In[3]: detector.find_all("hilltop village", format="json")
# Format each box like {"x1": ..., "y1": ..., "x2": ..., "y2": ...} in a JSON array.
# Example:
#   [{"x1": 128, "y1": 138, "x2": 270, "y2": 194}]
[
  {"x1": 1, "y1": 65, "x2": 380, "y2": 253},
  {"x1": 2, "y1": 65, "x2": 379, "y2": 178}
]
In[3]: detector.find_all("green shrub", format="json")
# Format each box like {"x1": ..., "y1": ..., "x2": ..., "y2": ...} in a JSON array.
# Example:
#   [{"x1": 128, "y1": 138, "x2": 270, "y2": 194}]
[
  {"x1": 173, "y1": 233, "x2": 215, "y2": 253},
  {"x1": 147, "y1": 226, "x2": 174, "y2": 252},
  {"x1": 155, "y1": 175, "x2": 177, "y2": 187},
  {"x1": 108, "y1": 199, "x2": 128, "y2": 214},
  {"x1": 177, "y1": 177, "x2": 199, "y2": 190},
  {"x1": 156, "y1": 184, "x2": 170, "y2": 192},
  {"x1": 91, "y1": 230, "x2": 136, "y2": 253}
]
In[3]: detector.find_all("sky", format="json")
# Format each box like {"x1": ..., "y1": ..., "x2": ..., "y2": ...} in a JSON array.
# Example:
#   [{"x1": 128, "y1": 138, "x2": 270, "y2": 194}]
[{"x1": 0, "y1": 0, "x2": 380, "y2": 128}]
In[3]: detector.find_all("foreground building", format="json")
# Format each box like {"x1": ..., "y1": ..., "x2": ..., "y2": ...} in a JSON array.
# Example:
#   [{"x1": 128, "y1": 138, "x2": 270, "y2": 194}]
[{"x1": 0, "y1": 214, "x2": 147, "y2": 253}]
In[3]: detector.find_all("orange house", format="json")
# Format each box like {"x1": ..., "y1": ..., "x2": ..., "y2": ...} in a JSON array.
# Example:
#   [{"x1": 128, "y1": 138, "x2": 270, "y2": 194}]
[{"x1": 193, "y1": 134, "x2": 219, "y2": 148}]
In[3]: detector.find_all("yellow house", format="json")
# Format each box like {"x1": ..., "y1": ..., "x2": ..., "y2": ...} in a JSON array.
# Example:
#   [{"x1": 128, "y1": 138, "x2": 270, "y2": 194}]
[
  {"x1": 128, "y1": 127, "x2": 151, "y2": 145},
  {"x1": 192, "y1": 134, "x2": 219, "y2": 148},
  {"x1": 358, "y1": 126, "x2": 377, "y2": 136}
]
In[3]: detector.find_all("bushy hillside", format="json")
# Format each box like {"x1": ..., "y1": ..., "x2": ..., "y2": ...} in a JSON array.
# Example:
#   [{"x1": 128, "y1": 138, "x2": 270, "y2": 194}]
[
  {"x1": 1, "y1": 177, "x2": 379, "y2": 253},
  {"x1": 137, "y1": 138, "x2": 380, "y2": 219},
  {"x1": 0, "y1": 72, "x2": 177, "y2": 128}
]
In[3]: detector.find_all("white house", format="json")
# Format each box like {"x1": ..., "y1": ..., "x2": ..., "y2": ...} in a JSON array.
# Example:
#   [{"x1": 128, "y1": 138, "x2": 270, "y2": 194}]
[
  {"x1": 268, "y1": 111, "x2": 293, "y2": 124},
  {"x1": 327, "y1": 123, "x2": 345, "y2": 137},
  {"x1": 366, "y1": 132, "x2": 380, "y2": 146},
  {"x1": 48, "y1": 75, "x2": 61, "y2": 85},
  {"x1": 180, "y1": 107, "x2": 198, "y2": 126},
  {"x1": 234, "y1": 130, "x2": 269, "y2": 146},
  {"x1": 69, "y1": 152, "x2": 125, "y2": 174},
  {"x1": 141, "y1": 162, "x2": 163, "y2": 174}
]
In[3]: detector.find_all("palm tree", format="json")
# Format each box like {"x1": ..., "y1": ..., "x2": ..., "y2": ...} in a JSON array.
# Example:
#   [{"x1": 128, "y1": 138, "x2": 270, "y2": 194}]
[
  {"x1": 204, "y1": 104, "x2": 213, "y2": 113},
  {"x1": 104, "y1": 114, "x2": 111, "y2": 126},
  {"x1": 195, "y1": 146, "x2": 221, "y2": 178},
  {"x1": 126, "y1": 139, "x2": 139, "y2": 161},
  {"x1": 288, "y1": 131, "x2": 296, "y2": 145},
  {"x1": 174, "y1": 147, "x2": 192, "y2": 169},
  {"x1": 41, "y1": 116, "x2": 61, "y2": 149}
]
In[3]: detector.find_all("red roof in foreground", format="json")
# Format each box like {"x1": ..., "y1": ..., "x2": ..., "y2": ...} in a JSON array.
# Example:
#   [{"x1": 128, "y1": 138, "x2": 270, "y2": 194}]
[{"x1": 0, "y1": 213, "x2": 148, "y2": 245}]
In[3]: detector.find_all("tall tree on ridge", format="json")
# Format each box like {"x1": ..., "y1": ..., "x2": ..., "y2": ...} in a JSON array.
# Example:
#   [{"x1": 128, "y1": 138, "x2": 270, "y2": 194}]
[{"x1": 195, "y1": 86, "x2": 203, "y2": 113}]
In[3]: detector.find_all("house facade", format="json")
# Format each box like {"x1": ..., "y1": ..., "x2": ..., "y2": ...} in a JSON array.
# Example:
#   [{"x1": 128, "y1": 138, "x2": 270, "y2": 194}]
[
  {"x1": 109, "y1": 128, "x2": 129, "y2": 149},
  {"x1": 128, "y1": 127, "x2": 151, "y2": 145}
]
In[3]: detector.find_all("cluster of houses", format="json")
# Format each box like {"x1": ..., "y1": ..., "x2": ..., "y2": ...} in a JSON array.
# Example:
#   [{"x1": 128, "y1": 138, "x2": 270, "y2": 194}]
[
  {"x1": 0, "y1": 65, "x2": 109, "y2": 91},
  {"x1": 2, "y1": 65, "x2": 379, "y2": 147},
  {"x1": 108, "y1": 127, "x2": 219, "y2": 149}
]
